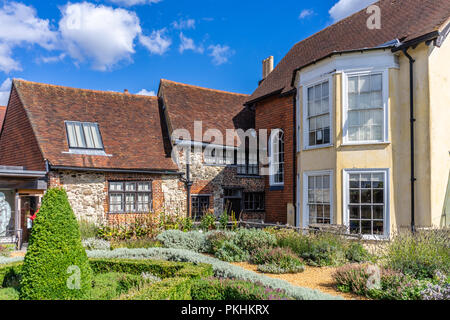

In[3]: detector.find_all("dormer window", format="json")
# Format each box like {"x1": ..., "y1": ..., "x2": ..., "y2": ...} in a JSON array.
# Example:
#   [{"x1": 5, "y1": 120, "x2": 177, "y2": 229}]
[{"x1": 65, "y1": 121, "x2": 104, "y2": 150}]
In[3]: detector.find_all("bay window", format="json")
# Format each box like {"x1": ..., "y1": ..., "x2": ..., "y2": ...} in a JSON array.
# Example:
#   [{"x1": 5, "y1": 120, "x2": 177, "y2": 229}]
[
  {"x1": 343, "y1": 169, "x2": 390, "y2": 239},
  {"x1": 344, "y1": 70, "x2": 388, "y2": 144},
  {"x1": 303, "y1": 171, "x2": 333, "y2": 226},
  {"x1": 305, "y1": 80, "x2": 331, "y2": 147}
]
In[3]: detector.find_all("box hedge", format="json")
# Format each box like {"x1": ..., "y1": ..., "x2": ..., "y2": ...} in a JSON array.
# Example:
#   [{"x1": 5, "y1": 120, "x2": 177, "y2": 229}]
[
  {"x1": 19, "y1": 188, "x2": 93, "y2": 300},
  {"x1": 119, "y1": 277, "x2": 193, "y2": 300},
  {"x1": 89, "y1": 258, "x2": 212, "y2": 279}
]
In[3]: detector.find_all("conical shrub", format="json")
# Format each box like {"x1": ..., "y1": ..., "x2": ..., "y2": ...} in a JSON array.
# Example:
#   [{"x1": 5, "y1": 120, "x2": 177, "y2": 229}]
[{"x1": 20, "y1": 188, "x2": 93, "y2": 300}]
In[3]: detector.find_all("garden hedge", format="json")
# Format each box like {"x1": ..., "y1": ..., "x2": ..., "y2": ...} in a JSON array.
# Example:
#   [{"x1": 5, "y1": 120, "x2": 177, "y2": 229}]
[
  {"x1": 89, "y1": 258, "x2": 212, "y2": 279},
  {"x1": 120, "y1": 277, "x2": 193, "y2": 300},
  {"x1": 20, "y1": 188, "x2": 93, "y2": 300}
]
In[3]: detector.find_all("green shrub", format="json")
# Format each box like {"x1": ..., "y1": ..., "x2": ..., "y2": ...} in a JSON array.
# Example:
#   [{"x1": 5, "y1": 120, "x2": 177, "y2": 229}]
[
  {"x1": 233, "y1": 228, "x2": 277, "y2": 253},
  {"x1": 384, "y1": 230, "x2": 450, "y2": 279},
  {"x1": 110, "y1": 239, "x2": 163, "y2": 250},
  {"x1": 276, "y1": 230, "x2": 350, "y2": 267},
  {"x1": 200, "y1": 213, "x2": 217, "y2": 231},
  {"x1": 0, "y1": 288, "x2": 19, "y2": 300},
  {"x1": 89, "y1": 258, "x2": 212, "y2": 279},
  {"x1": 0, "y1": 262, "x2": 22, "y2": 288},
  {"x1": 251, "y1": 247, "x2": 305, "y2": 274},
  {"x1": 157, "y1": 230, "x2": 209, "y2": 252},
  {"x1": 205, "y1": 230, "x2": 234, "y2": 254},
  {"x1": 88, "y1": 272, "x2": 150, "y2": 300},
  {"x1": 333, "y1": 264, "x2": 426, "y2": 300},
  {"x1": 20, "y1": 188, "x2": 93, "y2": 300},
  {"x1": 78, "y1": 219, "x2": 98, "y2": 240},
  {"x1": 219, "y1": 211, "x2": 229, "y2": 230},
  {"x1": 345, "y1": 242, "x2": 372, "y2": 263},
  {"x1": 215, "y1": 240, "x2": 250, "y2": 262},
  {"x1": 191, "y1": 278, "x2": 294, "y2": 300},
  {"x1": 120, "y1": 277, "x2": 193, "y2": 300}
]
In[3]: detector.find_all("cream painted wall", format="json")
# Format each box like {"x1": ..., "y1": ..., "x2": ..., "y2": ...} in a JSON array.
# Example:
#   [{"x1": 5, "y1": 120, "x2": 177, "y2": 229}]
[
  {"x1": 428, "y1": 37, "x2": 450, "y2": 227},
  {"x1": 296, "y1": 41, "x2": 447, "y2": 235}
]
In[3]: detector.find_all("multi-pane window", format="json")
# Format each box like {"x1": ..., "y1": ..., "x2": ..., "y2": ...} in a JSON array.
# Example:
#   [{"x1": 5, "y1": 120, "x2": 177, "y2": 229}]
[
  {"x1": 191, "y1": 196, "x2": 210, "y2": 220},
  {"x1": 108, "y1": 181, "x2": 152, "y2": 213},
  {"x1": 307, "y1": 174, "x2": 331, "y2": 224},
  {"x1": 237, "y1": 149, "x2": 259, "y2": 176},
  {"x1": 347, "y1": 172, "x2": 386, "y2": 236},
  {"x1": 307, "y1": 81, "x2": 330, "y2": 146},
  {"x1": 65, "y1": 121, "x2": 103, "y2": 149},
  {"x1": 347, "y1": 73, "x2": 384, "y2": 142},
  {"x1": 270, "y1": 130, "x2": 284, "y2": 185},
  {"x1": 243, "y1": 192, "x2": 264, "y2": 211}
]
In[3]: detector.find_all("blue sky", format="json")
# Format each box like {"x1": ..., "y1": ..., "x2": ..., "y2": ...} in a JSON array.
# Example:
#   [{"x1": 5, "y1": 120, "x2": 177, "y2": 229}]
[{"x1": 0, "y1": 0, "x2": 377, "y2": 104}]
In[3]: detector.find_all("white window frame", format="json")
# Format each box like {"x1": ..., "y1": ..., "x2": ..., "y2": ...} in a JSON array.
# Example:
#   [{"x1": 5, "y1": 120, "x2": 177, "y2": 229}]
[
  {"x1": 302, "y1": 76, "x2": 333, "y2": 150},
  {"x1": 269, "y1": 129, "x2": 284, "y2": 187},
  {"x1": 302, "y1": 170, "x2": 334, "y2": 228},
  {"x1": 343, "y1": 168, "x2": 390, "y2": 240},
  {"x1": 342, "y1": 69, "x2": 390, "y2": 145}
]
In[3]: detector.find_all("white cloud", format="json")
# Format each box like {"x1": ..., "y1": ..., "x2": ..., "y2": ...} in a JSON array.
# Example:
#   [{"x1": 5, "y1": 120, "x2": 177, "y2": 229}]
[
  {"x1": 137, "y1": 89, "x2": 156, "y2": 96},
  {"x1": 139, "y1": 28, "x2": 171, "y2": 55},
  {"x1": 108, "y1": 0, "x2": 162, "y2": 6},
  {"x1": 329, "y1": 0, "x2": 377, "y2": 22},
  {"x1": 299, "y1": 9, "x2": 314, "y2": 20},
  {"x1": 0, "y1": 2, "x2": 57, "y2": 73},
  {"x1": 37, "y1": 53, "x2": 66, "y2": 64},
  {"x1": 179, "y1": 33, "x2": 204, "y2": 54},
  {"x1": 0, "y1": 78, "x2": 11, "y2": 106},
  {"x1": 208, "y1": 44, "x2": 234, "y2": 66},
  {"x1": 172, "y1": 19, "x2": 196, "y2": 30},
  {"x1": 59, "y1": 2, "x2": 142, "y2": 71}
]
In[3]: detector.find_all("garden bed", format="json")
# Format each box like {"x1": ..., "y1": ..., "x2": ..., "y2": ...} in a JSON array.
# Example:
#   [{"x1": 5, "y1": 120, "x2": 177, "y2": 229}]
[{"x1": 231, "y1": 262, "x2": 367, "y2": 300}]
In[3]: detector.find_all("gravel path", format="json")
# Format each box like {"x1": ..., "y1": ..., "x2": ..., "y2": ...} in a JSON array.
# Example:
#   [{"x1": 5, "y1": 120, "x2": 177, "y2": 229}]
[{"x1": 231, "y1": 262, "x2": 367, "y2": 300}]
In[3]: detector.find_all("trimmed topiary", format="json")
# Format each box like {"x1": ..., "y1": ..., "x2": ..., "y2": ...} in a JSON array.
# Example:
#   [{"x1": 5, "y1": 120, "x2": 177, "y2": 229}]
[{"x1": 20, "y1": 188, "x2": 93, "y2": 300}]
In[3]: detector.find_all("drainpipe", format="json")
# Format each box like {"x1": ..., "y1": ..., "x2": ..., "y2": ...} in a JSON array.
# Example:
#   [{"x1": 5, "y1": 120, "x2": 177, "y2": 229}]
[
  {"x1": 403, "y1": 48, "x2": 416, "y2": 234},
  {"x1": 185, "y1": 163, "x2": 193, "y2": 218}
]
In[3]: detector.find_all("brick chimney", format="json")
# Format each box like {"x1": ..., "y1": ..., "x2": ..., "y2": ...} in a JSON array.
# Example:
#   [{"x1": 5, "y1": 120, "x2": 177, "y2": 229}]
[{"x1": 262, "y1": 56, "x2": 274, "y2": 79}]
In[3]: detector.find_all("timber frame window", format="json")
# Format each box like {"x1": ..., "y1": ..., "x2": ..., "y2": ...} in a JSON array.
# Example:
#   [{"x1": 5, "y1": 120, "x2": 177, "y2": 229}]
[
  {"x1": 243, "y1": 192, "x2": 265, "y2": 212},
  {"x1": 343, "y1": 70, "x2": 389, "y2": 144},
  {"x1": 303, "y1": 79, "x2": 332, "y2": 149},
  {"x1": 65, "y1": 121, "x2": 104, "y2": 150},
  {"x1": 269, "y1": 129, "x2": 284, "y2": 186},
  {"x1": 191, "y1": 195, "x2": 210, "y2": 220},
  {"x1": 108, "y1": 181, "x2": 152, "y2": 214},
  {"x1": 343, "y1": 169, "x2": 390, "y2": 239},
  {"x1": 303, "y1": 171, "x2": 333, "y2": 227}
]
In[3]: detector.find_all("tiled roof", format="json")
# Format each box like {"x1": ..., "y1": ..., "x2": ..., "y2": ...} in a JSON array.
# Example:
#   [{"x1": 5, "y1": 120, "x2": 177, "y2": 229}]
[
  {"x1": 248, "y1": 0, "x2": 450, "y2": 104},
  {"x1": 0, "y1": 106, "x2": 5, "y2": 132},
  {"x1": 159, "y1": 79, "x2": 253, "y2": 147},
  {"x1": 13, "y1": 79, "x2": 179, "y2": 172}
]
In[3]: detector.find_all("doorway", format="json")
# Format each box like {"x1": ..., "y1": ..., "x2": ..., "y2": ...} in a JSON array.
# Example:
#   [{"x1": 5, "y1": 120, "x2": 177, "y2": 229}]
[
  {"x1": 223, "y1": 188, "x2": 243, "y2": 218},
  {"x1": 20, "y1": 195, "x2": 40, "y2": 243}
]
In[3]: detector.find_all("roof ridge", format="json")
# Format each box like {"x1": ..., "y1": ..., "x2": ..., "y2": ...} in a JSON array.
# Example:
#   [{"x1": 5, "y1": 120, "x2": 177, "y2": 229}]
[
  {"x1": 160, "y1": 79, "x2": 249, "y2": 96},
  {"x1": 13, "y1": 79, "x2": 158, "y2": 99}
]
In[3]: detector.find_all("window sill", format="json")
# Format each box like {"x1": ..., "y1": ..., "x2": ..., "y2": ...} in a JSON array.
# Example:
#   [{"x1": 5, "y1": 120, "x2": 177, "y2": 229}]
[
  {"x1": 107, "y1": 212, "x2": 152, "y2": 215},
  {"x1": 269, "y1": 185, "x2": 284, "y2": 191},
  {"x1": 303, "y1": 143, "x2": 333, "y2": 151},
  {"x1": 237, "y1": 175, "x2": 263, "y2": 179},
  {"x1": 341, "y1": 141, "x2": 391, "y2": 147}
]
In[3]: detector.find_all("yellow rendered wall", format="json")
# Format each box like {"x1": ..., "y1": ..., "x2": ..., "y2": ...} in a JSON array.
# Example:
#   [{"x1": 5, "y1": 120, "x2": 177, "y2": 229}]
[
  {"x1": 428, "y1": 37, "x2": 450, "y2": 227},
  {"x1": 297, "y1": 43, "x2": 438, "y2": 233}
]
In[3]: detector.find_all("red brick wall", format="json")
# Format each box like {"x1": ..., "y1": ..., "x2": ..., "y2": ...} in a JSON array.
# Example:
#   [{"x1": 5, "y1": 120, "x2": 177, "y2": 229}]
[
  {"x1": 255, "y1": 94, "x2": 295, "y2": 224},
  {"x1": 0, "y1": 85, "x2": 46, "y2": 171}
]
